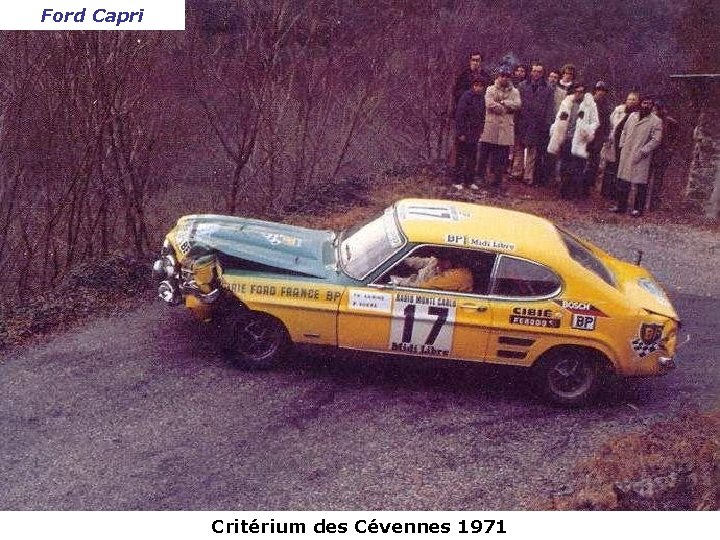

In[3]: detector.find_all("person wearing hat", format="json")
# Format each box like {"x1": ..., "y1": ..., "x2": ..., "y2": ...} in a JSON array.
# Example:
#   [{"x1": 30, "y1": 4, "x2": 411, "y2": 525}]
[
  {"x1": 581, "y1": 80, "x2": 612, "y2": 196},
  {"x1": 478, "y1": 66, "x2": 521, "y2": 188}
]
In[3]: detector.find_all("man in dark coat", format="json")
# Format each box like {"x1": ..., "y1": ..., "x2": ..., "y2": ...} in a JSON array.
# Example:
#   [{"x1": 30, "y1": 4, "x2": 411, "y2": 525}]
[
  {"x1": 513, "y1": 62, "x2": 555, "y2": 185},
  {"x1": 451, "y1": 52, "x2": 491, "y2": 115},
  {"x1": 449, "y1": 52, "x2": 490, "y2": 183},
  {"x1": 648, "y1": 101, "x2": 679, "y2": 210},
  {"x1": 453, "y1": 77, "x2": 487, "y2": 190},
  {"x1": 582, "y1": 81, "x2": 612, "y2": 196}
]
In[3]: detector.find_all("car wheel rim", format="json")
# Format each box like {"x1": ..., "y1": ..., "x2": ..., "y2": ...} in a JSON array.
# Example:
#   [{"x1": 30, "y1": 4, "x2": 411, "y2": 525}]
[
  {"x1": 547, "y1": 357, "x2": 594, "y2": 399},
  {"x1": 237, "y1": 317, "x2": 281, "y2": 359}
]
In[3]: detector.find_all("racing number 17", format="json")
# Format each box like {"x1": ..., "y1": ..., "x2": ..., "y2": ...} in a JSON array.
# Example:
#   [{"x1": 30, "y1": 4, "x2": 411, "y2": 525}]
[{"x1": 402, "y1": 305, "x2": 449, "y2": 344}]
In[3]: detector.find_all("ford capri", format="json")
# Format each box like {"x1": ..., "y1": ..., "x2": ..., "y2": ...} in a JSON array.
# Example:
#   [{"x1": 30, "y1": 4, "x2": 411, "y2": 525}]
[{"x1": 152, "y1": 199, "x2": 680, "y2": 406}]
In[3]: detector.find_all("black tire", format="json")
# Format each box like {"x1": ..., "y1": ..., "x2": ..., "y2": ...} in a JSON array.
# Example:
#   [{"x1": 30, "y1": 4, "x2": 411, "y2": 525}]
[
  {"x1": 535, "y1": 348, "x2": 603, "y2": 407},
  {"x1": 224, "y1": 310, "x2": 289, "y2": 369}
]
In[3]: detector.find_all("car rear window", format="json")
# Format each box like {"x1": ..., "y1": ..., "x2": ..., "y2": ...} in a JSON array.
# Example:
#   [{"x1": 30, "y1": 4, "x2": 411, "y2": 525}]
[
  {"x1": 558, "y1": 229, "x2": 615, "y2": 287},
  {"x1": 491, "y1": 256, "x2": 561, "y2": 298}
]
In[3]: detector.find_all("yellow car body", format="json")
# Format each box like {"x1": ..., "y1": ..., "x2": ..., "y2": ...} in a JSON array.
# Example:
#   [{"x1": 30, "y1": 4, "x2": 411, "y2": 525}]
[{"x1": 154, "y1": 199, "x2": 680, "y2": 405}]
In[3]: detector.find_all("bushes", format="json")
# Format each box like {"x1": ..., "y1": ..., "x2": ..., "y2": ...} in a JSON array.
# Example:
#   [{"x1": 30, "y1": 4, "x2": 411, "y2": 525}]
[
  {"x1": 0, "y1": 254, "x2": 153, "y2": 349},
  {"x1": 548, "y1": 408, "x2": 720, "y2": 510}
]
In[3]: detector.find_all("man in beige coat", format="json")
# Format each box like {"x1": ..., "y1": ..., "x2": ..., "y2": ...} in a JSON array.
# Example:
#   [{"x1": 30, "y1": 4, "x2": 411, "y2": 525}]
[
  {"x1": 611, "y1": 96, "x2": 663, "y2": 216},
  {"x1": 478, "y1": 67, "x2": 521, "y2": 188},
  {"x1": 600, "y1": 91, "x2": 640, "y2": 198}
]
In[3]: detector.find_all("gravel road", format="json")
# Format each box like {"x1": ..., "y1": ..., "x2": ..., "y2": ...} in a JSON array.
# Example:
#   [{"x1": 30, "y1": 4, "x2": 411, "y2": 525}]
[{"x1": 1, "y1": 223, "x2": 718, "y2": 510}]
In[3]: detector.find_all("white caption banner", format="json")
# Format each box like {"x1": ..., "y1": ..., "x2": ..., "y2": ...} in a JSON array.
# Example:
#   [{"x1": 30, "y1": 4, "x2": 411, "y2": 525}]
[
  {"x1": 0, "y1": 511, "x2": 714, "y2": 539},
  {"x1": 0, "y1": 1, "x2": 185, "y2": 30}
]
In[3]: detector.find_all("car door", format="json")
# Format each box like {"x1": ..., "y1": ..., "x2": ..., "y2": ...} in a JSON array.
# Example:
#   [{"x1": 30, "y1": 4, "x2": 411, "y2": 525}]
[
  {"x1": 336, "y1": 245, "x2": 496, "y2": 361},
  {"x1": 484, "y1": 254, "x2": 564, "y2": 367}
]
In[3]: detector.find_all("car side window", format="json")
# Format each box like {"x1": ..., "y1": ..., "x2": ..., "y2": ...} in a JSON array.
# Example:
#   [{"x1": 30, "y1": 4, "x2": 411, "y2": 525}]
[
  {"x1": 376, "y1": 245, "x2": 496, "y2": 296},
  {"x1": 491, "y1": 255, "x2": 561, "y2": 298}
]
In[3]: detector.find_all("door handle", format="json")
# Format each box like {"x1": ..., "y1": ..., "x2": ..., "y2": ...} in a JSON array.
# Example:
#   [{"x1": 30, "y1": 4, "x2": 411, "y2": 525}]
[{"x1": 460, "y1": 303, "x2": 488, "y2": 312}]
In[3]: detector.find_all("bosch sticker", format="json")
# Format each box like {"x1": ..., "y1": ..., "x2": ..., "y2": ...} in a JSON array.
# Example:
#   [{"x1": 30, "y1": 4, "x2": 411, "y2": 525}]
[{"x1": 554, "y1": 299, "x2": 608, "y2": 317}]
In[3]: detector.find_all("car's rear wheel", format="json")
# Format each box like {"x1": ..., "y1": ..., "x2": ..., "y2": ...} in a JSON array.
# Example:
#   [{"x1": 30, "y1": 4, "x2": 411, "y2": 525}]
[
  {"x1": 224, "y1": 310, "x2": 289, "y2": 369},
  {"x1": 535, "y1": 348, "x2": 603, "y2": 407}
]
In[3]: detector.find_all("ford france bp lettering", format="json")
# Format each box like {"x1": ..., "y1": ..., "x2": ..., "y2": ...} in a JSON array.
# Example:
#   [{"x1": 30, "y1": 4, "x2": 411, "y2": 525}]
[{"x1": 152, "y1": 199, "x2": 682, "y2": 407}]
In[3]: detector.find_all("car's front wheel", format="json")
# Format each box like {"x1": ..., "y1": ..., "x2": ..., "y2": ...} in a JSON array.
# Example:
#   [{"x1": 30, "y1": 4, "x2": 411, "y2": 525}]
[
  {"x1": 535, "y1": 348, "x2": 604, "y2": 407},
  {"x1": 224, "y1": 310, "x2": 289, "y2": 369}
]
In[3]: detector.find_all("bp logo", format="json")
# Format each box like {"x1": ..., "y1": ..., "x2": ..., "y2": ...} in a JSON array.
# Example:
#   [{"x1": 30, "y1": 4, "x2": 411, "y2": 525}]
[{"x1": 631, "y1": 323, "x2": 664, "y2": 358}]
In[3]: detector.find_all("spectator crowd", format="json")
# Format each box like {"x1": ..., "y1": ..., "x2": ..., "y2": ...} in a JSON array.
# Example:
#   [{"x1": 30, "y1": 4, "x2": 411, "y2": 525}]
[{"x1": 451, "y1": 52, "x2": 679, "y2": 216}]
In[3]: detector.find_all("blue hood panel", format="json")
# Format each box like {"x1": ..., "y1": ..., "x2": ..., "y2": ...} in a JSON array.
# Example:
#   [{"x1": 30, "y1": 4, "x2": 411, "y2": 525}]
[{"x1": 172, "y1": 214, "x2": 336, "y2": 278}]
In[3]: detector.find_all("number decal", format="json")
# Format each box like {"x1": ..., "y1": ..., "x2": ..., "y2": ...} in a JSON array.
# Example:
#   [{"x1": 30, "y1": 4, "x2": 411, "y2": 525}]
[
  {"x1": 402, "y1": 304, "x2": 416, "y2": 343},
  {"x1": 398, "y1": 204, "x2": 460, "y2": 221},
  {"x1": 400, "y1": 305, "x2": 449, "y2": 345},
  {"x1": 389, "y1": 294, "x2": 456, "y2": 357},
  {"x1": 425, "y1": 306, "x2": 449, "y2": 344}
]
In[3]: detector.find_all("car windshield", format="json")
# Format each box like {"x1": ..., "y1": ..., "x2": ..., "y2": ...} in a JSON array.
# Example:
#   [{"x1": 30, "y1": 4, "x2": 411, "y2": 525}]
[
  {"x1": 558, "y1": 228, "x2": 615, "y2": 287},
  {"x1": 339, "y1": 208, "x2": 404, "y2": 280}
]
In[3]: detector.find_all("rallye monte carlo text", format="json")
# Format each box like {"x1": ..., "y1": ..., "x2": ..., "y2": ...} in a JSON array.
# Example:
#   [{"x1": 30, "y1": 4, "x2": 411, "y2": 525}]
[{"x1": 152, "y1": 199, "x2": 680, "y2": 406}]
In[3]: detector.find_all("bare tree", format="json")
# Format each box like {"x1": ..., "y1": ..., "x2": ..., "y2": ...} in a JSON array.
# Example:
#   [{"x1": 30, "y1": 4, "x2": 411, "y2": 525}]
[{"x1": 190, "y1": 0, "x2": 307, "y2": 212}]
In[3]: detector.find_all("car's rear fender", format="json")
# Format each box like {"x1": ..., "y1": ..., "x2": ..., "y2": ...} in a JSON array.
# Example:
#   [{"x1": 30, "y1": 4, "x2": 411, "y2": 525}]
[{"x1": 530, "y1": 340, "x2": 618, "y2": 374}]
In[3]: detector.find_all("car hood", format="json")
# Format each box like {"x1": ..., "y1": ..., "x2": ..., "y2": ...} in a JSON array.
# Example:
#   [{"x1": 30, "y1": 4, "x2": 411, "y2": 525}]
[
  {"x1": 621, "y1": 277, "x2": 678, "y2": 319},
  {"x1": 168, "y1": 214, "x2": 337, "y2": 278}
]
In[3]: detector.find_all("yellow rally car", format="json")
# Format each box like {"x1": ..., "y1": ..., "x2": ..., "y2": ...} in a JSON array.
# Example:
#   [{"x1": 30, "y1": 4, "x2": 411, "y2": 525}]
[{"x1": 153, "y1": 199, "x2": 680, "y2": 406}]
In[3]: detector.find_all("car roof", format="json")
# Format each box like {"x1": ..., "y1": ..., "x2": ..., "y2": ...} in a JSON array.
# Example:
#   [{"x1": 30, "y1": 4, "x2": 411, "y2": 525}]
[{"x1": 394, "y1": 199, "x2": 566, "y2": 264}]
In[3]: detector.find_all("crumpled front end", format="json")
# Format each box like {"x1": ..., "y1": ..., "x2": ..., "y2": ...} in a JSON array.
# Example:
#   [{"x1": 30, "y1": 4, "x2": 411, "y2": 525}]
[{"x1": 152, "y1": 238, "x2": 222, "y2": 309}]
